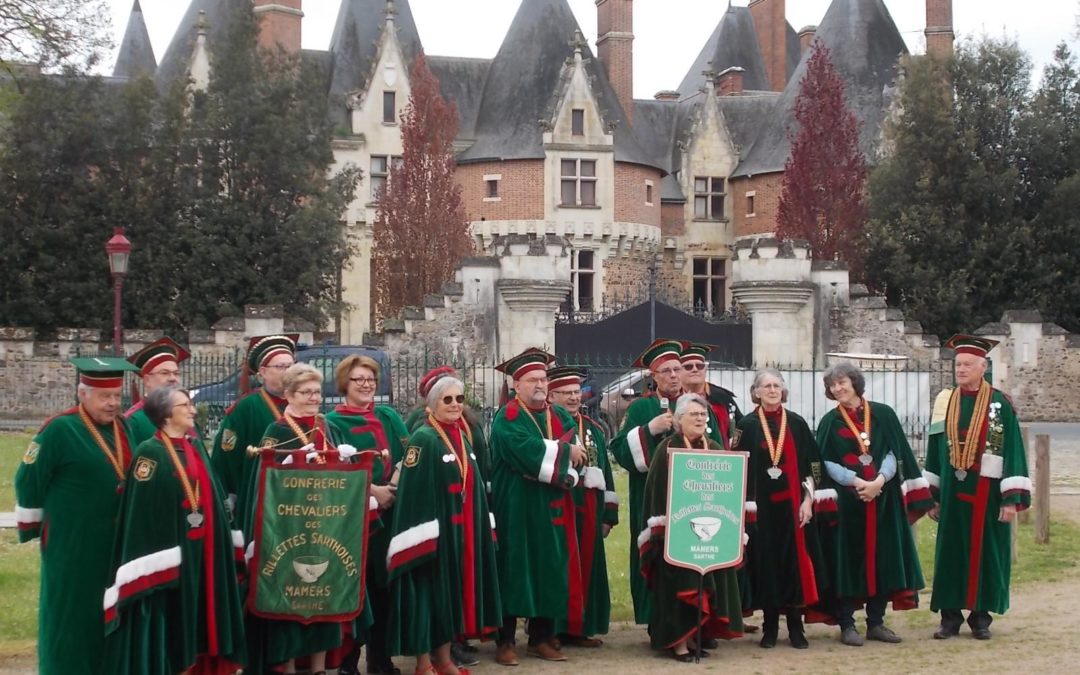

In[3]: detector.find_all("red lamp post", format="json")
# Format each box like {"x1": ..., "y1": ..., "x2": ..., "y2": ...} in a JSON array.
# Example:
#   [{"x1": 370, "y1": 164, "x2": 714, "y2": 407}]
[{"x1": 105, "y1": 227, "x2": 132, "y2": 356}]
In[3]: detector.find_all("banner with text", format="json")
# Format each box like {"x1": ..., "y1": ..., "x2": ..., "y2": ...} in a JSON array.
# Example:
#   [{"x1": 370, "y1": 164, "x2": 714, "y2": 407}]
[
  {"x1": 248, "y1": 459, "x2": 371, "y2": 623},
  {"x1": 664, "y1": 450, "x2": 748, "y2": 574}
]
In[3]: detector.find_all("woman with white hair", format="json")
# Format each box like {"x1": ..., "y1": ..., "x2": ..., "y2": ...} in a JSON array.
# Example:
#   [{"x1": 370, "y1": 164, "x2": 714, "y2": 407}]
[
  {"x1": 733, "y1": 368, "x2": 828, "y2": 649},
  {"x1": 639, "y1": 393, "x2": 744, "y2": 661},
  {"x1": 386, "y1": 367, "x2": 501, "y2": 675}
]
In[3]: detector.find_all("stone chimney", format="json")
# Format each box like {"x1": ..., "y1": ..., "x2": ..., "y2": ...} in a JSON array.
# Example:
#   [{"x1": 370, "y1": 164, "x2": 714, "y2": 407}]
[
  {"x1": 596, "y1": 0, "x2": 634, "y2": 124},
  {"x1": 797, "y1": 25, "x2": 817, "y2": 56},
  {"x1": 716, "y1": 67, "x2": 745, "y2": 96},
  {"x1": 925, "y1": 0, "x2": 954, "y2": 58},
  {"x1": 253, "y1": 0, "x2": 303, "y2": 54},
  {"x1": 654, "y1": 90, "x2": 680, "y2": 101},
  {"x1": 749, "y1": 0, "x2": 787, "y2": 92}
]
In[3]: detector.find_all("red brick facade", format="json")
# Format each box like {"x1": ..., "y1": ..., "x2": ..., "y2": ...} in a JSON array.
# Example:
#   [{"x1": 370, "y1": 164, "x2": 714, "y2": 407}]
[
  {"x1": 253, "y1": 0, "x2": 302, "y2": 54},
  {"x1": 596, "y1": 0, "x2": 634, "y2": 125},
  {"x1": 732, "y1": 173, "x2": 783, "y2": 238},
  {"x1": 749, "y1": 0, "x2": 787, "y2": 92},
  {"x1": 661, "y1": 203, "x2": 685, "y2": 237},
  {"x1": 456, "y1": 160, "x2": 546, "y2": 222},
  {"x1": 613, "y1": 164, "x2": 662, "y2": 225},
  {"x1": 924, "y1": 0, "x2": 954, "y2": 59}
]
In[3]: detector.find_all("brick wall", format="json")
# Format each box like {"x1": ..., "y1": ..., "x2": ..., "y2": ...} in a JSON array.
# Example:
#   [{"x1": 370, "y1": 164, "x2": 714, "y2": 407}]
[
  {"x1": 613, "y1": 164, "x2": 662, "y2": 225},
  {"x1": 661, "y1": 202, "x2": 686, "y2": 237},
  {"x1": 457, "y1": 160, "x2": 546, "y2": 222},
  {"x1": 732, "y1": 173, "x2": 783, "y2": 237},
  {"x1": 254, "y1": 0, "x2": 302, "y2": 54}
]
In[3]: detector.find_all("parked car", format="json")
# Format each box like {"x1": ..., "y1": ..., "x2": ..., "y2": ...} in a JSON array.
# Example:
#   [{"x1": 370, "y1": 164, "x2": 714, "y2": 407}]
[{"x1": 190, "y1": 344, "x2": 392, "y2": 436}]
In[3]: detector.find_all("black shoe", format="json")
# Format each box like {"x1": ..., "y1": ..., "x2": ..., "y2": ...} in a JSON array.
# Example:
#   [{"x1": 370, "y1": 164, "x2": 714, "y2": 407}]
[
  {"x1": 933, "y1": 624, "x2": 960, "y2": 640},
  {"x1": 451, "y1": 642, "x2": 481, "y2": 667},
  {"x1": 789, "y1": 631, "x2": 809, "y2": 649},
  {"x1": 339, "y1": 666, "x2": 360, "y2": 675},
  {"x1": 672, "y1": 650, "x2": 695, "y2": 663},
  {"x1": 700, "y1": 637, "x2": 719, "y2": 649},
  {"x1": 759, "y1": 632, "x2": 777, "y2": 649},
  {"x1": 972, "y1": 627, "x2": 992, "y2": 640}
]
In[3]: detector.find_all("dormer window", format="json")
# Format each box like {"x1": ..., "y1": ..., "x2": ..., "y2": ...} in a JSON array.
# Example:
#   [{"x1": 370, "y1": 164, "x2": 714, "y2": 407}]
[{"x1": 572, "y1": 109, "x2": 585, "y2": 136}]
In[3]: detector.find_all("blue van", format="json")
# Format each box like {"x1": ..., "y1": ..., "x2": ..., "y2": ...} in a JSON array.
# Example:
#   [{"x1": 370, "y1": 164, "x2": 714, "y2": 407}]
[{"x1": 190, "y1": 344, "x2": 392, "y2": 435}]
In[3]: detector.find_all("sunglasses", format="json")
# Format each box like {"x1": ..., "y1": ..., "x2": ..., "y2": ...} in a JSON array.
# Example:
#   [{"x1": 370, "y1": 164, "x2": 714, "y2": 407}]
[
  {"x1": 683, "y1": 363, "x2": 706, "y2": 371},
  {"x1": 441, "y1": 394, "x2": 466, "y2": 405}
]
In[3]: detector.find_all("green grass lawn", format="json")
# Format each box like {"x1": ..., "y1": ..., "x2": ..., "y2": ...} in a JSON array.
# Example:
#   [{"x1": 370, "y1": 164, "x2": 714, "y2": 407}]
[{"x1": 1, "y1": 430, "x2": 1077, "y2": 656}]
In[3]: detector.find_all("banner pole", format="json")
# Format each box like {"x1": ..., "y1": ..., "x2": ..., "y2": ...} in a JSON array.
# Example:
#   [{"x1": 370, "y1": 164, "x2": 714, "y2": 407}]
[{"x1": 695, "y1": 572, "x2": 703, "y2": 663}]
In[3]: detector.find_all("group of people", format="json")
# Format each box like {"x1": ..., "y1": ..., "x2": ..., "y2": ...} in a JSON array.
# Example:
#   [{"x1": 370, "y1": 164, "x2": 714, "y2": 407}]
[{"x1": 12, "y1": 330, "x2": 1032, "y2": 675}]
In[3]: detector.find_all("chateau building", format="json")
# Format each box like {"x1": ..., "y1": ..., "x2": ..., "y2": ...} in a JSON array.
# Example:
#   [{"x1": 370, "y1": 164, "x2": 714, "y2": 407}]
[{"x1": 113, "y1": 0, "x2": 953, "y2": 341}]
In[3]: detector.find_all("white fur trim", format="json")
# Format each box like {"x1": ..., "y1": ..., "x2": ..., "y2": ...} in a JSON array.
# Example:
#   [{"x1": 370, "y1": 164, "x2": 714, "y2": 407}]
[
  {"x1": 567, "y1": 467, "x2": 580, "y2": 488},
  {"x1": 1000, "y1": 476, "x2": 1033, "y2": 495},
  {"x1": 583, "y1": 466, "x2": 606, "y2": 490},
  {"x1": 604, "y1": 490, "x2": 619, "y2": 506},
  {"x1": 15, "y1": 505, "x2": 42, "y2": 525},
  {"x1": 386, "y1": 519, "x2": 440, "y2": 566},
  {"x1": 923, "y1": 470, "x2": 940, "y2": 489},
  {"x1": 231, "y1": 530, "x2": 245, "y2": 549},
  {"x1": 538, "y1": 440, "x2": 560, "y2": 483},
  {"x1": 814, "y1": 489, "x2": 838, "y2": 503},
  {"x1": 103, "y1": 546, "x2": 182, "y2": 611},
  {"x1": 627, "y1": 427, "x2": 649, "y2": 473},
  {"x1": 245, "y1": 542, "x2": 255, "y2": 563},
  {"x1": 744, "y1": 500, "x2": 758, "y2": 514},
  {"x1": 901, "y1": 477, "x2": 930, "y2": 495},
  {"x1": 980, "y1": 454, "x2": 1004, "y2": 479},
  {"x1": 369, "y1": 496, "x2": 379, "y2": 511},
  {"x1": 636, "y1": 515, "x2": 667, "y2": 550}
]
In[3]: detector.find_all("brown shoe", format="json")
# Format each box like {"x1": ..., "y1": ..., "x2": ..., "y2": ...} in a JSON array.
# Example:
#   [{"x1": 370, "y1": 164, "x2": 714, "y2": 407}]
[
  {"x1": 526, "y1": 642, "x2": 568, "y2": 661},
  {"x1": 495, "y1": 644, "x2": 519, "y2": 667}
]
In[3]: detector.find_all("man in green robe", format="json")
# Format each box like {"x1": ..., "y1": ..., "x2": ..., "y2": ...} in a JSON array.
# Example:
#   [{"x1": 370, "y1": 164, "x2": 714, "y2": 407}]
[
  {"x1": 14, "y1": 357, "x2": 139, "y2": 675},
  {"x1": 490, "y1": 348, "x2": 586, "y2": 666},
  {"x1": 547, "y1": 365, "x2": 618, "y2": 647},
  {"x1": 680, "y1": 342, "x2": 742, "y2": 447},
  {"x1": 123, "y1": 336, "x2": 190, "y2": 446},
  {"x1": 924, "y1": 335, "x2": 1031, "y2": 640},
  {"x1": 610, "y1": 339, "x2": 723, "y2": 625},
  {"x1": 210, "y1": 333, "x2": 296, "y2": 530}
]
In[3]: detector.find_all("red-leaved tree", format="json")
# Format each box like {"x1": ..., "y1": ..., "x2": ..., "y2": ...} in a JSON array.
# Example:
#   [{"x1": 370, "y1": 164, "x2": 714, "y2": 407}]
[
  {"x1": 776, "y1": 41, "x2": 868, "y2": 276},
  {"x1": 372, "y1": 53, "x2": 472, "y2": 326}
]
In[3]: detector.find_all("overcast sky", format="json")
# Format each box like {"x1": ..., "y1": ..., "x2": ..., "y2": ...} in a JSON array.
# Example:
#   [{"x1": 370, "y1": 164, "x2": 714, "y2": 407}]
[{"x1": 110, "y1": 1, "x2": 1077, "y2": 92}]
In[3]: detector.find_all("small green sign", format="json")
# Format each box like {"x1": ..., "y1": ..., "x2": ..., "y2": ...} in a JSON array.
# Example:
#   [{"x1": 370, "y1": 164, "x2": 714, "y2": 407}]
[
  {"x1": 664, "y1": 450, "x2": 748, "y2": 574},
  {"x1": 249, "y1": 461, "x2": 371, "y2": 623}
]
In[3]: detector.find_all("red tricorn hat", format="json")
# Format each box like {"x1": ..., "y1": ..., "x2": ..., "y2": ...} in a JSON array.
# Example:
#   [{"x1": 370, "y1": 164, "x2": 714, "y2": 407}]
[
  {"x1": 495, "y1": 348, "x2": 556, "y2": 381},
  {"x1": 246, "y1": 334, "x2": 299, "y2": 372},
  {"x1": 633, "y1": 338, "x2": 688, "y2": 371},
  {"x1": 944, "y1": 334, "x2": 1000, "y2": 359},
  {"x1": 680, "y1": 342, "x2": 716, "y2": 364},
  {"x1": 547, "y1": 365, "x2": 587, "y2": 391},
  {"x1": 127, "y1": 336, "x2": 190, "y2": 376}
]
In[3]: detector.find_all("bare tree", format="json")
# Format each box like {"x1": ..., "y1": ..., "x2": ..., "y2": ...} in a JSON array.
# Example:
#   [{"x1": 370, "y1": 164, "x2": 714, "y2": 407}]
[{"x1": 0, "y1": 0, "x2": 112, "y2": 73}]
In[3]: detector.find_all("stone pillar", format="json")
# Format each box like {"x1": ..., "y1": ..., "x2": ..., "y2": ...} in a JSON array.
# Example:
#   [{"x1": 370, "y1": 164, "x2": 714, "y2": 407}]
[
  {"x1": 493, "y1": 235, "x2": 572, "y2": 361},
  {"x1": 244, "y1": 304, "x2": 285, "y2": 338},
  {"x1": 731, "y1": 238, "x2": 815, "y2": 368}
]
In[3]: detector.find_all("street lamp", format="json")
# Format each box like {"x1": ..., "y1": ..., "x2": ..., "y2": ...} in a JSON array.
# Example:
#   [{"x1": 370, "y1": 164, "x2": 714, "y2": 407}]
[{"x1": 105, "y1": 227, "x2": 132, "y2": 356}]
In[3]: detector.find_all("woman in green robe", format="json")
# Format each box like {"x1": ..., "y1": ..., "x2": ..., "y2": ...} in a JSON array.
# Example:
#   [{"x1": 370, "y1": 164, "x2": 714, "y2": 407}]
[
  {"x1": 324, "y1": 354, "x2": 409, "y2": 675},
  {"x1": 733, "y1": 368, "x2": 829, "y2": 649},
  {"x1": 103, "y1": 385, "x2": 247, "y2": 675},
  {"x1": 387, "y1": 372, "x2": 501, "y2": 675},
  {"x1": 640, "y1": 393, "x2": 744, "y2": 661},
  {"x1": 816, "y1": 362, "x2": 932, "y2": 647}
]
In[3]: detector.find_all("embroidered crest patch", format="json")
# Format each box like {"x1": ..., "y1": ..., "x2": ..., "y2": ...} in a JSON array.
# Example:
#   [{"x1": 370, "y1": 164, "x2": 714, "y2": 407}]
[
  {"x1": 22, "y1": 441, "x2": 40, "y2": 465},
  {"x1": 133, "y1": 457, "x2": 157, "y2": 482},
  {"x1": 731, "y1": 429, "x2": 743, "y2": 449},
  {"x1": 403, "y1": 446, "x2": 421, "y2": 468},
  {"x1": 221, "y1": 428, "x2": 238, "y2": 451}
]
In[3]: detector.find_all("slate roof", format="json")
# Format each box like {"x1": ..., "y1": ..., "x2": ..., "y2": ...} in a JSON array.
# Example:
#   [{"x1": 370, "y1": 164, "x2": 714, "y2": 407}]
[
  {"x1": 427, "y1": 56, "x2": 492, "y2": 142},
  {"x1": 457, "y1": 0, "x2": 659, "y2": 169},
  {"x1": 155, "y1": 0, "x2": 242, "y2": 88},
  {"x1": 733, "y1": 0, "x2": 908, "y2": 177},
  {"x1": 113, "y1": 0, "x2": 157, "y2": 80},
  {"x1": 677, "y1": 6, "x2": 801, "y2": 98}
]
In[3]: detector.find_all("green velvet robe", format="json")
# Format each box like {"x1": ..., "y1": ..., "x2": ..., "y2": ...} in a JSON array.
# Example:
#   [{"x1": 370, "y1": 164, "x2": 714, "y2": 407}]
[
  {"x1": 102, "y1": 434, "x2": 247, "y2": 674},
  {"x1": 14, "y1": 408, "x2": 133, "y2": 675},
  {"x1": 733, "y1": 407, "x2": 828, "y2": 616},
  {"x1": 554, "y1": 412, "x2": 619, "y2": 638},
  {"x1": 406, "y1": 406, "x2": 492, "y2": 492},
  {"x1": 609, "y1": 393, "x2": 723, "y2": 624},
  {"x1": 815, "y1": 401, "x2": 932, "y2": 609},
  {"x1": 122, "y1": 403, "x2": 157, "y2": 448},
  {"x1": 640, "y1": 436, "x2": 744, "y2": 649},
  {"x1": 924, "y1": 388, "x2": 1031, "y2": 614},
  {"x1": 210, "y1": 389, "x2": 286, "y2": 530},
  {"x1": 489, "y1": 399, "x2": 580, "y2": 620},
  {"x1": 387, "y1": 421, "x2": 501, "y2": 654}
]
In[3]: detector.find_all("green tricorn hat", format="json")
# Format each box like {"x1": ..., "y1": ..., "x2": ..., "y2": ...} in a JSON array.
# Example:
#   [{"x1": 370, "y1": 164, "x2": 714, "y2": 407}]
[
  {"x1": 680, "y1": 342, "x2": 717, "y2": 363},
  {"x1": 246, "y1": 334, "x2": 298, "y2": 372},
  {"x1": 633, "y1": 338, "x2": 688, "y2": 370},
  {"x1": 495, "y1": 347, "x2": 556, "y2": 380},
  {"x1": 71, "y1": 356, "x2": 140, "y2": 389},
  {"x1": 547, "y1": 364, "x2": 588, "y2": 391},
  {"x1": 127, "y1": 337, "x2": 190, "y2": 375}
]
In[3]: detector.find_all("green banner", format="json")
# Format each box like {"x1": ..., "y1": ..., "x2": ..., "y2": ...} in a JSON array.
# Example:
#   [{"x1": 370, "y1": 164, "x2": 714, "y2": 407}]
[
  {"x1": 664, "y1": 450, "x2": 748, "y2": 574},
  {"x1": 249, "y1": 461, "x2": 370, "y2": 623}
]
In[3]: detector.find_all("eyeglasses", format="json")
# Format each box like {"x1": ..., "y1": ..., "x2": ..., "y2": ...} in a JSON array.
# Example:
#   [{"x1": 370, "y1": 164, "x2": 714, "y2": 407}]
[
  {"x1": 149, "y1": 369, "x2": 181, "y2": 377},
  {"x1": 172, "y1": 401, "x2": 196, "y2": 410},
  {"x1": 655, "y1": 367, "x2": 683, "y2": 377},
  {"x1": 441, "y1": 394, "x2": 466, "y2": 405},
  {"x1": 295, "y1": 389, "x2": 322, "y2": 398},
  {"x1": 263, "y1": 363, "x2": 293, "y2": 371},
  {"x1": 683, "y1": 363, "x2": 706, "y2": 372},
  {"x1": 349, "y1": 377, "x2": 377, "y2": 385},
  {"x1": 685, "y1": 411, "x2": 709, "y2": 418}
]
